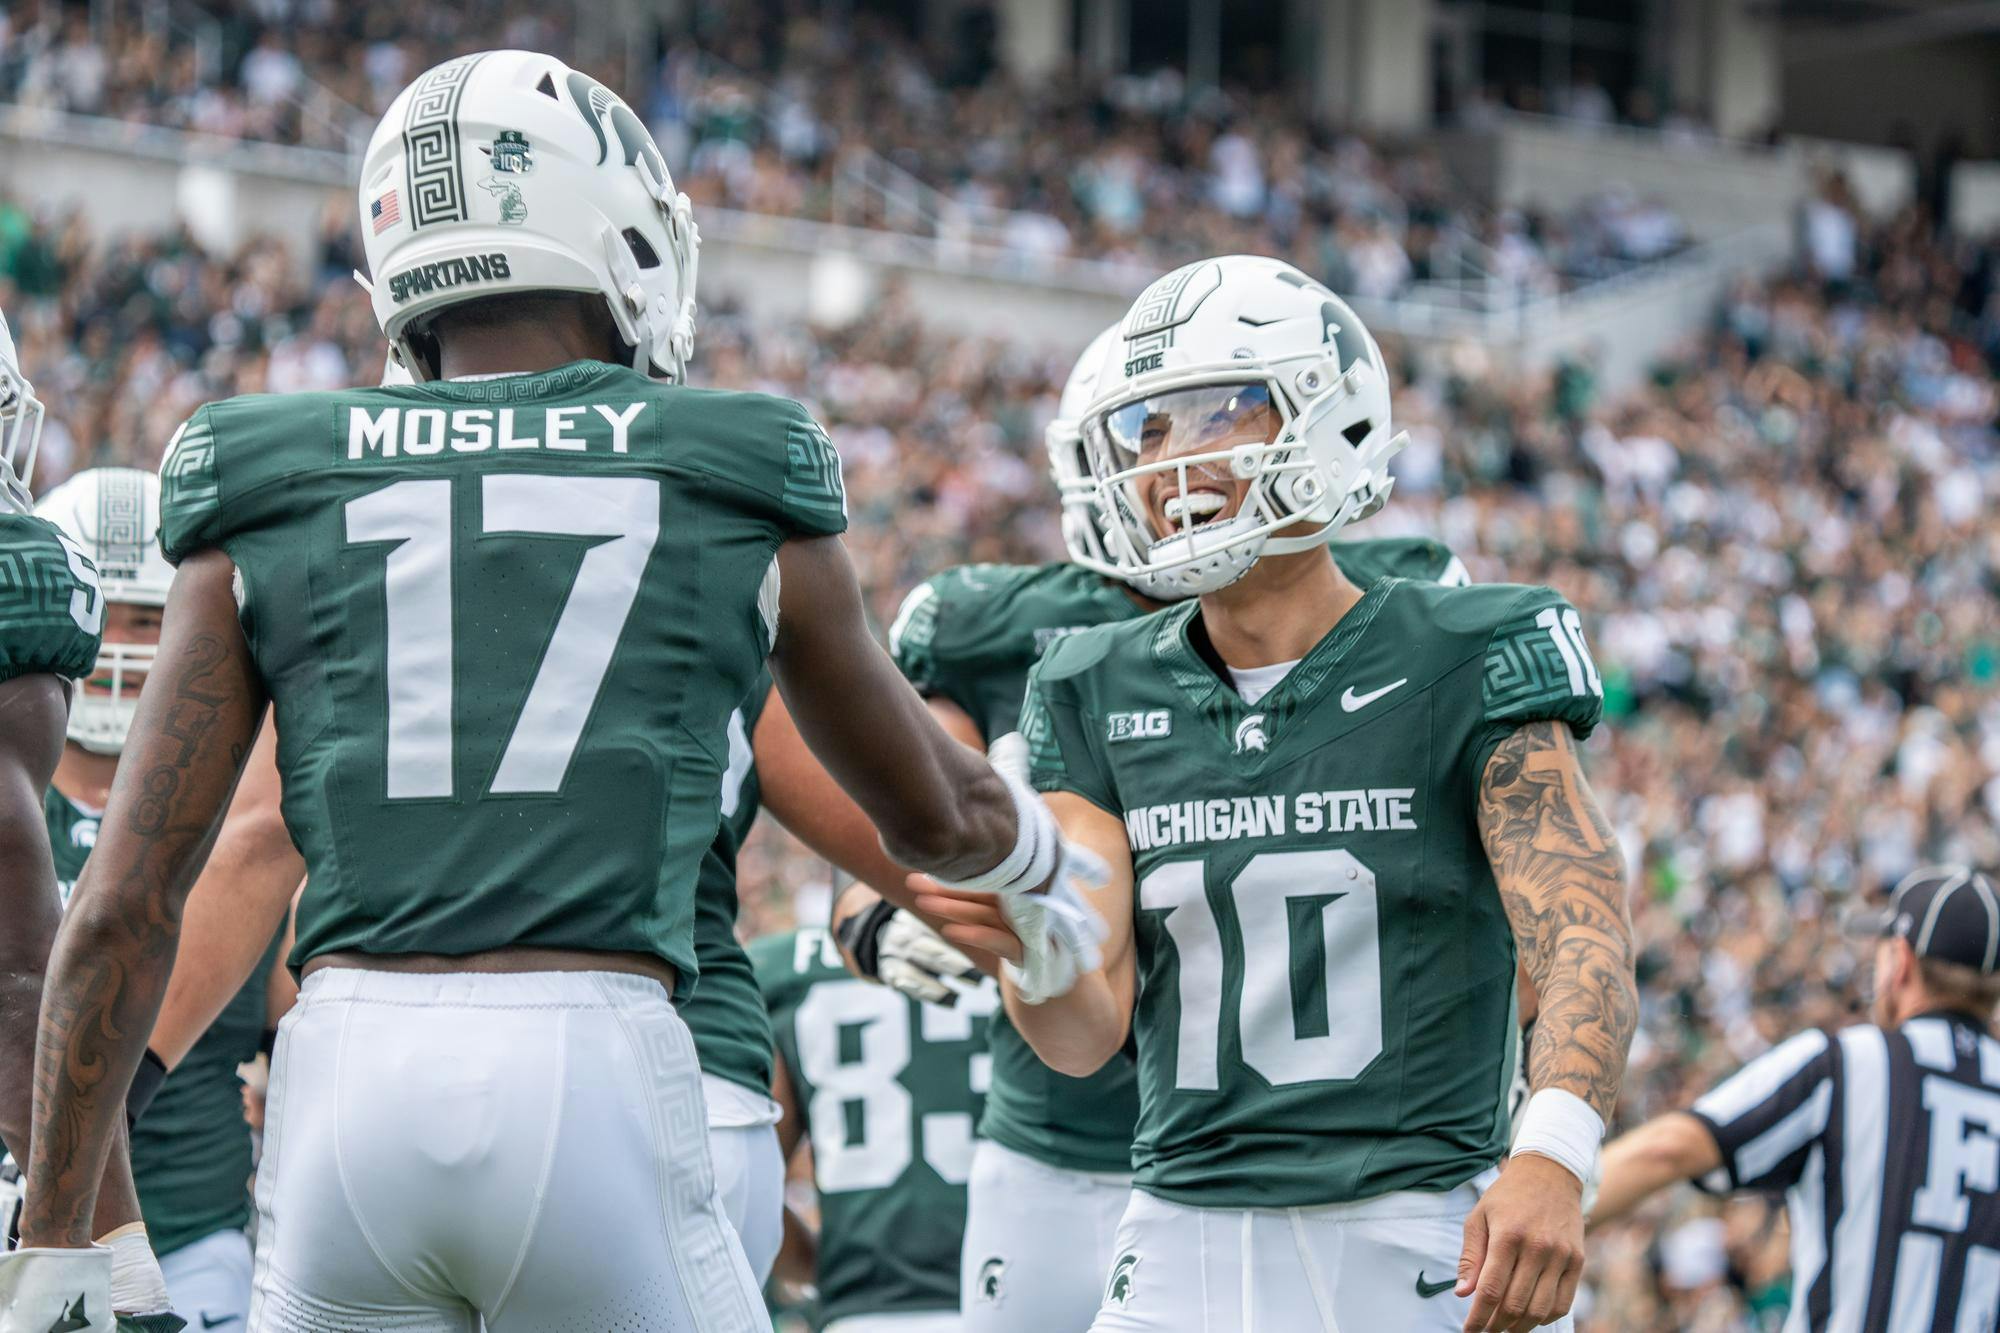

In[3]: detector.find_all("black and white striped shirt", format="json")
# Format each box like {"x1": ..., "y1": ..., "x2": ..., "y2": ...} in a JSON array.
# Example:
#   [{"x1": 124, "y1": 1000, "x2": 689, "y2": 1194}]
[{"x1": 1689, "y1": 1011, "x2": 2000, "y2": 1332}]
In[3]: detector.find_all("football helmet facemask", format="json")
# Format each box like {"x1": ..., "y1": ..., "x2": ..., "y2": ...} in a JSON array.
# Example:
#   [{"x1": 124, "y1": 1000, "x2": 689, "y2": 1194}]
[
  {"x1": 1073, "y1": 255, "x2": 1406, "y2": 598},
  {"x1": 0, "y1": 310, "x2": 45, "y2": 512}
]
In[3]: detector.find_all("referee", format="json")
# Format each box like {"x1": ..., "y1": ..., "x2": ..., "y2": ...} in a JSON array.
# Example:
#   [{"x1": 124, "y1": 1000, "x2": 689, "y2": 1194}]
[{"x1": 1591, "y1": 864, "x2": 2000, "y2": 1332}]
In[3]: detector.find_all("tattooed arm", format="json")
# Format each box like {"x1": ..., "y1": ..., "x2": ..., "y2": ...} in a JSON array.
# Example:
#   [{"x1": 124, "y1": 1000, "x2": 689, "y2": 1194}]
[
  {"x1": 1457, "y1": 719, "x2": 1635, "y2": 1333},
  {"x1": 21, "y1": 550, "x2": 266, "y2": 1247},
  {"x1": 1481, "y1": 719, "x2": 1635, "y2": 1121},
  {"x1": 0, "y1": 674, "x2": 150, "y2": 1239}
]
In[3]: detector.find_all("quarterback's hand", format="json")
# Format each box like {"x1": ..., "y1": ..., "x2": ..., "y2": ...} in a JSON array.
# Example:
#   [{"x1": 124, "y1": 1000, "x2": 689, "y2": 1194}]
[
  {"x1": 988, "y1": 732, "x2": 1109, "y2": 1001},
  {"x1": 836, "y1": 896, "x2": 984, "y2": 1006},
  {"x1": 1456, "y1": 1154, "x2": 1585, "y2": 1333}
]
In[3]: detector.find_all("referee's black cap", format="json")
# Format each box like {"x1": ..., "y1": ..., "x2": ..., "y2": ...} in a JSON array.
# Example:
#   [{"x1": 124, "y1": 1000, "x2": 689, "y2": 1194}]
[{"x1": 1848, "y1": 864, "x2": 2000, "y2": 974}]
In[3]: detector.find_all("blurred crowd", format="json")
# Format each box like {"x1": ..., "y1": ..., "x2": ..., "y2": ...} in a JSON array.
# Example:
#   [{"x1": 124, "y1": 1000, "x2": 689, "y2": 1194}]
[
  {"x1": 3, "y1": 141, "x2": 1997, "y2": 1333},
  {"x1": 0, "y1": 2, "x2": 1684, "y2": 297}
]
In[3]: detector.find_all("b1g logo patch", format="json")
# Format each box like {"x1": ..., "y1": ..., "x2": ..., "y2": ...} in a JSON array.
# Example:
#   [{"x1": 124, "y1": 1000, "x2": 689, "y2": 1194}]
[
  {"x1": 1107, "y1": 709, "x2": 1171, "y2": 743},
  {"x1": 975, "y1": 1257, "x2": 1007, "y2": 1305},
  {"x1": 1106, "y1": 1252, "x2": 1140, "y2": 1308}
]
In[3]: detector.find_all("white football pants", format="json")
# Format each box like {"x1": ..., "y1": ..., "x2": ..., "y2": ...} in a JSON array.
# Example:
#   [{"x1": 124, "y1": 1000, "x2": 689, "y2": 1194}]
[
  {"x1": 823, "y1": 1315, "x2": 962, "y2": 1332},
  {"x1": 1087, "y1": 1171, "x2": 1574, "y2": 1333},
  {"x1": 247, "y1": 969, "x2": 768, "y2": 1332},
  {"x1": 161, "y1": 1227, "x2": 251, "y2": 1331},
  {"x1": 960, "y1": 1139, "x2": 1131, "y2": 1332},
  {"x1": 703, "y1": 1073, "x2": 785, "y2": 1285}
]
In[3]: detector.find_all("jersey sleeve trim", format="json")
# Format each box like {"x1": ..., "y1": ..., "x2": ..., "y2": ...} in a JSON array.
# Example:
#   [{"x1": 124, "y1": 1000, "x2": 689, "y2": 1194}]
[
  {"x1": 1688, "y1": 1028, "x2": 1838, "y2": 1193},
  {"x1": 1021, "y1": 652, "x2": 1119, "y2": 815},
  {"x1": 778, "y1": 406, "x2": 848, "y2": 536}
]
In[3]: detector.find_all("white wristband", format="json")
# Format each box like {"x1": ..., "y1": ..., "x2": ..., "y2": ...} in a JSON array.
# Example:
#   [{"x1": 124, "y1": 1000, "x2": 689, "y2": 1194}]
[
  {"x1": 100, "y1": 1221, "x2": 172, "y2": 1315},
  {"x1": 1510, "y1": 1088, "x2": 1605, "y2": 1189},
  {"x1": 933, "y1": 766, "x2": 1057, "y2": 898}
]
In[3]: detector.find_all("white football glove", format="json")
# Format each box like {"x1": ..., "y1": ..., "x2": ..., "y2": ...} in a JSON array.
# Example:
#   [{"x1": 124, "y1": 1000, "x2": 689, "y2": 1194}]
[
  {"x1": 876, "y1": 910, "x2": 983, "y2": 1006},
  {"x1": 0, "y1": 1153, "x2": 22, "y2": 1250},
  {"x1": 940, "y1": 732, "x2": 1109, "y2": 1006},
  {"x1": 0, "y1": 1244, "x2": 115, "y2": 1333}
]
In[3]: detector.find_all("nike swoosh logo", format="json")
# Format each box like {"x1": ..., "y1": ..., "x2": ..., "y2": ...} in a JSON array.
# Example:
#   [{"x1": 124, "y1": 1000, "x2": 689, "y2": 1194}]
[
  {"x1": 201, "y1": 1315, "x2": 242, "y2": 1329},
  {"x1": 1415, "y1": 1272, "x2": 1456, "y2": 1299},
  {"x1": 1340, "y1": 678, "x2": 1408, "y2": 712}
]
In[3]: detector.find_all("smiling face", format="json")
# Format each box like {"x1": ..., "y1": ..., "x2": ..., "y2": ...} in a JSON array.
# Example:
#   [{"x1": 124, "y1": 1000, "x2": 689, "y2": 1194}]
[{"x1": 1098, "y1": 382, "x2": 1284, "y2": 543}]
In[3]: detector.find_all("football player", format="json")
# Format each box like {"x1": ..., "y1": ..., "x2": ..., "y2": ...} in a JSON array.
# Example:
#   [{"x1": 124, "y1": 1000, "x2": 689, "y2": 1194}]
[
  {"x1": 19, "y1": 52, "x2": 1098, "y2": 1333},
  {"x1": 30, "y1": 467, "x2": 283, "y2": 1332},
  {"x1": 920, "y1": 255, "x2": 1637, "y2": 1333},
  {"x1": 0, "y1": 322, "x2": 180, "y2": 1332},
  {"x1": 752, "y1": 924, "x2": 995, "y2": 1331},
  {"x1": 844, "y1": 321, "x2": 1472, "y2": 1333}
]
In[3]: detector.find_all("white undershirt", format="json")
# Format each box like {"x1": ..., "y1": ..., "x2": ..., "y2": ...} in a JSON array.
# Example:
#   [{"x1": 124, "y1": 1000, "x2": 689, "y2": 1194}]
[{"x1": 1227, "y1": 658, "x2": 1301, "y2": 706}]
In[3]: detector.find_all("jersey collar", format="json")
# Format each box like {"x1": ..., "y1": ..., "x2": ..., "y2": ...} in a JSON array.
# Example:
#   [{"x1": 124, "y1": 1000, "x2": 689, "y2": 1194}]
[{"x1": 1152, "y1": 576, "x2": 1397, "y2": 714}]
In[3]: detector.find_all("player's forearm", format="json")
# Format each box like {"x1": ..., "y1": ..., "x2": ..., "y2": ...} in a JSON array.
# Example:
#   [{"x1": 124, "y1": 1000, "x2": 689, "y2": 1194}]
[
  {"x1": 0, "y1": 967, "x2": 47, "y2": 1157},
  {"x1": 148, "y1": 737, "x2": 298, "y2": 1067},
  {"x1": 25, "y1": 555, "x2": 267, "y2": 1246},
  {"x1": 772, "y1": 537, "x2": 1018, "y2": 878},
  {"x1": 1480, "y1": 721, "x2": 1637, "y2": 1122},
  {"x1": 1590, "y1": 1113, "x2": 1722, "y2": 1227},
  {"x1": 1004, "y1": 969, "x2": 1127, "y2": 1077}
]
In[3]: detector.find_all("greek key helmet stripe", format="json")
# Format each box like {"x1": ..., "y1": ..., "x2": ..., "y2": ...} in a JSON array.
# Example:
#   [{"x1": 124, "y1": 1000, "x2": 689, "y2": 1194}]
[{"x1": 402, "y1": 53, "x2": 487, "y2": 229}]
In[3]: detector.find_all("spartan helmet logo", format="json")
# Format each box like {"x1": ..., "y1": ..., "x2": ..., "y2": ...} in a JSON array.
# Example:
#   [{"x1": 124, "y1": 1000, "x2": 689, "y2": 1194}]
[
  {"x1": 1106, "y1": 1252, "x2": 1140, "y2": 1308},
  {"x1": 976, "y1": 1257, "x2": 1007, "y2": 1305},
  {"x1": 1233, "y1": 714, "x2": 1269, "y2": 754}
]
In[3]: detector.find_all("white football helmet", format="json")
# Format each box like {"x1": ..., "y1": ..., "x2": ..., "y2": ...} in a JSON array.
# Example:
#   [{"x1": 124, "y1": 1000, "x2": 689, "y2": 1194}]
[
  {"x1": 35, "y1": 468, "x2": 173, "y2": 754},
  {"x1": 359, "y1": 50, "x2": 699, "y2": 383},
  {"x1": 1073, "y1": 256, "x2": 1406, "y2": 598},
  {"x1": 0, "y1": 310, "x2": 44, "y2": 512},
  {"x1": 1046, "y1": 322, "x2": 1126, "y2": 579}
]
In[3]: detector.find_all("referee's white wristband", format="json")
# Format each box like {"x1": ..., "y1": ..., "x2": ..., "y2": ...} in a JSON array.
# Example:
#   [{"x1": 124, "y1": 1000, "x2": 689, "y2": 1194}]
[
  {"x1": 1511, "y1": 1088, "x2": 1604, "y2": 1189},
  {"x1": 932, "y1": 766, "x2": 1057, "y2": 899}
]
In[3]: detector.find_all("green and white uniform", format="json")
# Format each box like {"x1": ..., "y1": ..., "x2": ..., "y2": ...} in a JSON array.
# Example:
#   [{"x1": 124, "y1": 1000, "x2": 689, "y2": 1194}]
[
  {"x1": 159, "y1": 363, "x2": 845, "y2": 1333},
  {"x1": 0, "y1": 507, "x2": 101, "y2": 1161},
  {"x1": 889, "y1": 538, "x2": 1463, "y2": 1331},
  {"x1": 1021, "y1": 577, "x2": 1601, "y2": 1331},
  {"x1": 687, "y1": 671, "x2": 787, "y2": 1281},
  {"x1": 0, "y1": 510, "x2": 101, "y2": 685},
  {"x1": 754, "y1": 928, "x2": 995, "y2": 1332}
]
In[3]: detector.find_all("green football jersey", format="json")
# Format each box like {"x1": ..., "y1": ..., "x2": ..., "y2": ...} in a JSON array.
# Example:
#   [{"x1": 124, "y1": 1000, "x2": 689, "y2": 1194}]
[
  {"x1": 754, "y1": 927, "x2": 994, "y2": 1325},
  {"x1": 41, "y1": 788, "x2": 279, "y2": 1258},
  {"x1": 1022, "y1": 578, "x2": 1604, "y2": 1208},
  {"x1": 0, "y1": 511, "x2": 102, "y2": 684},
  {"x1": 158, "y1": 362, "x2": 847, "y2": 984},
  {"x1": 887, "y1": 536, "x2": 1463, "y2": 1174},
  {"x1": 679, "y1": 672, "x2": 774, "y2": 1097}
]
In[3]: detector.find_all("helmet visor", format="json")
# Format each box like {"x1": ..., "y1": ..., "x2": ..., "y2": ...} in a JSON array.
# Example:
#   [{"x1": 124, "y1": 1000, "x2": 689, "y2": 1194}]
[{"x1": 1099, "y1": 381, "x2": 1283, "y2": 469}]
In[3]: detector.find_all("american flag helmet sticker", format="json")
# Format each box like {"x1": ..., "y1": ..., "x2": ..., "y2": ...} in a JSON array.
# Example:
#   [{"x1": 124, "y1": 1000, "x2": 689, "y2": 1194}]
[{"x1": 371, "y1": 189, "x2": 402, "y2": 234}]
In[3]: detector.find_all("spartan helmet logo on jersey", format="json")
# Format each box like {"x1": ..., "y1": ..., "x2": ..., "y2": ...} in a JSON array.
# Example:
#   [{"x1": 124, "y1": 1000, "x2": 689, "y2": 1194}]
[
  {"x1": 1106, "y1": 1252, "x2": 1140, "y2": 1307},
  {"x1": 358, "y1": 51, "x2": 699, "y2": 384},
  {"x1": 1072, "y1": 255, "x2": 1407, "y2": 598},
  {"x1": 975, "y1": 1256, "x2": 1007, "y2": 1304},
  {"x1": 35, "y1": 468, "x2": 173, "y2": 755},
  {"x1": 0, "y1": 309, "x2": 45, "y2": 511},
  {"x1": 1234, "y1": 714, "x2": 1269, "y2": 754}
]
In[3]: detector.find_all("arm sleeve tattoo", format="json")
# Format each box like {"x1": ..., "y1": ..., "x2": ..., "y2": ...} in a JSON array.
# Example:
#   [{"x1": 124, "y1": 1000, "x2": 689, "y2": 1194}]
[{"x1": 1478, "y1": 719, "x2": 1637, "y2": 1123}]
